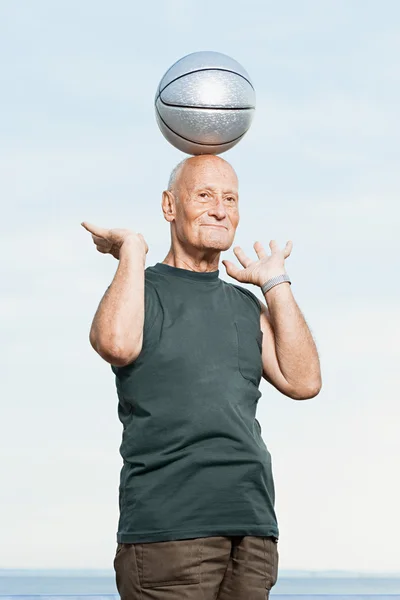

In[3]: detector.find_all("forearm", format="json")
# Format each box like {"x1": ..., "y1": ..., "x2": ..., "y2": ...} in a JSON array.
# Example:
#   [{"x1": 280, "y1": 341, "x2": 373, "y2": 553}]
[
  {"x1": 90, "y1": 241, "x2": 146, "y2": 364},
  {"x1": 263, "y1": 282, "x2": 321, "y2": 393}
]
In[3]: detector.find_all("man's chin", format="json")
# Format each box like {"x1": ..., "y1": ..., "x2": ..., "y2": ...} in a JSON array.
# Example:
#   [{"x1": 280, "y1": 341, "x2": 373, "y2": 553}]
[
  {"x1": 198, "y1": 239, "x2": 232, "y2": 252},
  {"x1": 198, "y1": 233, "x2": 234, "y2": 252}
]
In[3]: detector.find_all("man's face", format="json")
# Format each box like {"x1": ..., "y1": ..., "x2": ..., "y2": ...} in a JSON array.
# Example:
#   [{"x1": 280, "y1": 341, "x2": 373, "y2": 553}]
[{"x1": 169, "y1": 156, "x2": 240, "y2": 252}]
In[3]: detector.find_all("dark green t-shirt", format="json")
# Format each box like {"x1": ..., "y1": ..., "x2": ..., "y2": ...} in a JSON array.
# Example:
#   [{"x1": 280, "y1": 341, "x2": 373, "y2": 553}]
[{"x1": 112, "y1": 262, "x2": 279, "y2": 543}]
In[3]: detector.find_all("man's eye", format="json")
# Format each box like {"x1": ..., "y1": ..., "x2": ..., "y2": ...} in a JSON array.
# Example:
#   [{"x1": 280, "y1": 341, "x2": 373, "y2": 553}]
[
  {"x1": 200, "y1": 193, "x2": 208, "y2": 198},
  {"x1": 226, "y1": 197, "x2": 235, "y2": 202}
]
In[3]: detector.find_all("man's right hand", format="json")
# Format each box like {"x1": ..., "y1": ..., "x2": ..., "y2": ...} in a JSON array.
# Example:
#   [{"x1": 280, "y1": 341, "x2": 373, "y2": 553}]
[{"x1": 81, "y1": 222, "x2": 148, "y2": 260}]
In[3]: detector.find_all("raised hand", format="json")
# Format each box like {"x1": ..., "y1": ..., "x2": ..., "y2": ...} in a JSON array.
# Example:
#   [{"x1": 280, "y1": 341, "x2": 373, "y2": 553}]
[
  {"x1": 222, "y1": 240, "x2": 292, "y2": 287},
  {"x1": 81, "y1": 222, "x2": 148, "y2": 260}
]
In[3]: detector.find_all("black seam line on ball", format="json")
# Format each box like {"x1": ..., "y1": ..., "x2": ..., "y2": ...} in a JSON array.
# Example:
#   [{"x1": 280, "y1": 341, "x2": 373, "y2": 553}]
[
  {"x1": 155, "y1": 104, "x2": 248, "y2": 147},
  {"x1": 159, "y1": 98, "x2": 255, "y2": 111},
  {"x1": 157, "y1": 67, "x2": 255, "y2": 99}
]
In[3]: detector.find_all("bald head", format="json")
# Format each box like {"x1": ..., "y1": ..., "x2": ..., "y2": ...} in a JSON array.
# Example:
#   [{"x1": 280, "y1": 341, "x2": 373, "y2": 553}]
[
  {"x1": 168, "y1": 155, "x2": 238, "y2": 196},
  {"x1": 161, "y1": 153, "x2": 240, "y2": 256}
]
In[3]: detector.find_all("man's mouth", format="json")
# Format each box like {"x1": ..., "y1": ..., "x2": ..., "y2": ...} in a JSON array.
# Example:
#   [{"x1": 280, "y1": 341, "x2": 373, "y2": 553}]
[{"x1": 201, "y1": 224, "x2": 228, "y2": 230}]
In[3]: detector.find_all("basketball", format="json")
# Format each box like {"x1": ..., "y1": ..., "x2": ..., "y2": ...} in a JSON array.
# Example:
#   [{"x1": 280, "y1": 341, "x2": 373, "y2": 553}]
[{"x1": 154, "y1": 51, "x2": 256, "y2": 155}]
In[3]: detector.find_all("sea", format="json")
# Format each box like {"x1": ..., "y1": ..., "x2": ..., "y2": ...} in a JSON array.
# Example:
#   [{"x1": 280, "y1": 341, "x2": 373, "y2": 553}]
[{"x1": 1, "y1": 570, "x2": 400, "y2": 599}]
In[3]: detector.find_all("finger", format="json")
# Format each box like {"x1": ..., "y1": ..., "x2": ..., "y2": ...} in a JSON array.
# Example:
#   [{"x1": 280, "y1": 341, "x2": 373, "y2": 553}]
[
  {"x1": 222, "y1": 260, "x2": 245, "y2": 281},
  {"x1": 269, "y1": 240, "x2": 278, "y2": 253},
  {"x1": 233, "y1": 246, "x2": 252, "y2": 268},
  {"x1": 284, "y1": 240, "x2": 293, "y2": 258},
  {"x1": 81, "y1": 221, "x2": 109, "y2": 238},
  {"x1": 253, "y1": 241, "x2": 268, "y2": 259}
]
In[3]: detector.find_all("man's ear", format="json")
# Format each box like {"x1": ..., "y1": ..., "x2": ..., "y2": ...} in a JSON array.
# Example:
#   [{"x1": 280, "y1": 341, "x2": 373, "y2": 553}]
[{"x1": 161, "y1": 190, "x2": 176, "y2": 223}]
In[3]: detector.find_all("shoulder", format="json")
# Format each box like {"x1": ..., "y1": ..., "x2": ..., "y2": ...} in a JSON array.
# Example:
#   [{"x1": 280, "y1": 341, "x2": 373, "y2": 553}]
[
  {"x1": 144, "y1": 269, "x2": 163, "y2": 302},
  {"x1": 143, "y1": 277, "x2": 163, "y2": 322},
  {"x1": 224, "y1": 281, "x2": 262, "y2": 315}
]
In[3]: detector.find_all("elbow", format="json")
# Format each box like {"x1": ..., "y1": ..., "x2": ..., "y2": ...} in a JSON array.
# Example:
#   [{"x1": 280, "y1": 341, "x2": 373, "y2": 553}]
[
  {"x1": 290, "y1": 378, "x2": 322, "y2": 400},
  {"x1": 89, "y1": 330, "x2": 142, "y2": 366},
  {"x1": 99, "y1": 343, "x2": 141, "y2": 367},
  {"x1": 108, "y1": 352, "x2": 138, "y2": 367}
]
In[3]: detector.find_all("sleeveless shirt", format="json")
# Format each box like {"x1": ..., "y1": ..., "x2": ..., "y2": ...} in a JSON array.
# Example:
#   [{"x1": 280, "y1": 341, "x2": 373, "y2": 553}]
[{"x1": 112, "y1": 262, "x2": 279, "y2": 543}]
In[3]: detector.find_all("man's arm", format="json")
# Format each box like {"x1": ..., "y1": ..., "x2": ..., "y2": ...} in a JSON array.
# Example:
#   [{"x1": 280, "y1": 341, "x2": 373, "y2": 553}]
[
  {"x1": 82, "y1": 223, "x2": 148, "y2": 367},
  {"x1": 222, "y1": 238, "x2": 321, "y2": 399},
  {"x1": 259, "y1": 283, "x2": 322, "y2": 400}
]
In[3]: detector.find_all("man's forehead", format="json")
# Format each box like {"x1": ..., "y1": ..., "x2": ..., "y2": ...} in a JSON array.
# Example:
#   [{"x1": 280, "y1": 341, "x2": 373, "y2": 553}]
[
  {"x1": 192, "y1": 182, "x2": 238, "y2": 193},
  {"x1": 183, "y1": 161, "x2": 238, "y2": 184}
]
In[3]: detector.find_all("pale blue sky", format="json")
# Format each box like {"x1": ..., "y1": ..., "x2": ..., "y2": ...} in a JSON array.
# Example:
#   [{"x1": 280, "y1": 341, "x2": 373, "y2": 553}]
[{"x1": 0, "y1": 0, "x2": 399, "y2": 571}]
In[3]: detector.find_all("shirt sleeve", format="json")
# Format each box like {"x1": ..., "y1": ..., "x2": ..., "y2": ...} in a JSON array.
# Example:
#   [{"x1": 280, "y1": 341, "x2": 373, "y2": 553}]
[
  {"x1": 231, "y1": 283, "x2": 262, "y2": 315},
  {"x1": 143, "y1": 279, "x2": 163, "y2": 340},
  {"x1": 111, "y1": 278, "x2": 163, "y2": 374}
]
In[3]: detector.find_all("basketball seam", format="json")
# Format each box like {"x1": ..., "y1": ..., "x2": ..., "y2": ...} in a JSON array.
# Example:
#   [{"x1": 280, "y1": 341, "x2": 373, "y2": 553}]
[
  {"x1": 156, "y1": 67, "x2": 255, "y2": 99},
  {"x1": 158, "y1": 98, "x2": 255, "y2": 111},
  {"x1": 155, "y1": 104, "x2": 248, "y2": 147}
]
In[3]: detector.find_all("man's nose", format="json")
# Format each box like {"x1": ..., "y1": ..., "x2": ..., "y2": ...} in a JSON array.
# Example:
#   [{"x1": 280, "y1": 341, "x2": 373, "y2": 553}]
[{"x1": 208, "y1": 197, "x2": 227, "y2": 219}]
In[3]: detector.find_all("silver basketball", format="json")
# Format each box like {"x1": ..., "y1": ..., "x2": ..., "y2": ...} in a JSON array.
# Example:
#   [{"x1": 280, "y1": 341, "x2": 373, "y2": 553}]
[{"x1": 155, "y1": 51, "x2": 256, "y2": 155}]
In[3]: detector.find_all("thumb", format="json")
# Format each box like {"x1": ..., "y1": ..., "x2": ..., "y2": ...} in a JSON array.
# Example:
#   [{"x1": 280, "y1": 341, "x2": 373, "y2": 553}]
[
  {"x1": 81, "y1": 221, "x2": 108, "y2": 238},
  {"x1": 222, "y1": 260, "x2": 239, "y2": 279}
]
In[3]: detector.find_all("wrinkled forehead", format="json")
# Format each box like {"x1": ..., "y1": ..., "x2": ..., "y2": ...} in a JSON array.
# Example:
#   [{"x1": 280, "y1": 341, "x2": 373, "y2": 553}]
[{"x1": 180, "y1": 158, "x2": 239, "y2": 192}]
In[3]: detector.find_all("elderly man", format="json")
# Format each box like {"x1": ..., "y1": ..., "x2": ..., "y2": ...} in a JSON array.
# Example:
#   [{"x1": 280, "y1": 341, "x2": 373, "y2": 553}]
[{"x1": 82, "y1": 154, "x2": 321, "y2": 600}]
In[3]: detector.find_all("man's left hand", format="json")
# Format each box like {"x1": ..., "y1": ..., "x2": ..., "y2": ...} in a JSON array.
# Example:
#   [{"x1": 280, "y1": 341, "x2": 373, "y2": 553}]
[{"x1": 222, "y1": 240, "x2": 293, "y2": 287}]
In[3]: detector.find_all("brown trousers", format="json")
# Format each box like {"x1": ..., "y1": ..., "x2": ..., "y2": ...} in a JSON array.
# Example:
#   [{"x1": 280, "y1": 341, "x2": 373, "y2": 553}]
[{"x1": 114, "y1": 535, "x2": 279, "y2": 599}]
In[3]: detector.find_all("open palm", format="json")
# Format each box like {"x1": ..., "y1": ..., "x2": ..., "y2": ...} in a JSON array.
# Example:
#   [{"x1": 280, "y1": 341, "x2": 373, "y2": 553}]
[{"x1": 222, "y1": 239, "x2": 292, "y2": 286}]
